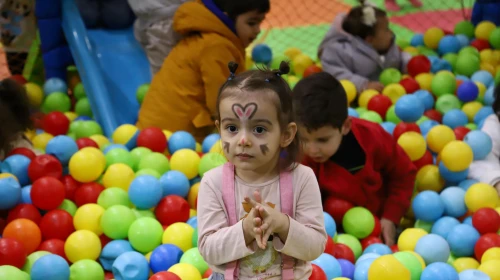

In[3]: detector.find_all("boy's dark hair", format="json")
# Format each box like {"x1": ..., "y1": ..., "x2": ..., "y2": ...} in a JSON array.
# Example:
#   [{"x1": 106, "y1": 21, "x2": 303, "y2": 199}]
[
  {"x1": 212, "y1": 0, "x2": 270, "y2": 20},
  {"x1": 216, "y1": 61, "x2": 300, "y2": 171},
  {"x1": 342, "y1": 0, "x2": 387, "y2": 39},
  {"x1": 493, "y1": 85, "x2": 500, "y2": 120},
  {"x1": 293, "y1": 72, "x2": 348, "y2": 130},
  {"x1": 0, "y1": 79, "x2": 34, "y2": 153}
]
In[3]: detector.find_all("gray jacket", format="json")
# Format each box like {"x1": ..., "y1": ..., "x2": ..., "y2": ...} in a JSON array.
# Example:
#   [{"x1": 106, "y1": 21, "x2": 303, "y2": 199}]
[{"x1": 318, "y1": 14, "x2": 411, "y2": 92}]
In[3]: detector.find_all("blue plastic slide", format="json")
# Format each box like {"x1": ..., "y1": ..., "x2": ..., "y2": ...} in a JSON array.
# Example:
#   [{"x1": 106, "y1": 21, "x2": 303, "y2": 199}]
[{"x1": 61, "y1": 0, "x2": 152, "y2": 137}]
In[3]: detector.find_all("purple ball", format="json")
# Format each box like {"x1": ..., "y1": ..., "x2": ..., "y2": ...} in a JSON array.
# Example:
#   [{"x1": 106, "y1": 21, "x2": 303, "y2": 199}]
[{"x1": 338, "y1": 259, "x2": 355, "y2": 279}]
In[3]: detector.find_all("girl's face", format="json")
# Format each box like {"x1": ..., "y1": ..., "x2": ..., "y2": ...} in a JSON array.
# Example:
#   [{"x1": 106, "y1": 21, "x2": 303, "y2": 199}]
[
  {"x1": 367, "y1": 16, "x2": 394, "y2": 53},
  {"x1": 235, "y1": 10, "x2": 266, "y2": 47}
]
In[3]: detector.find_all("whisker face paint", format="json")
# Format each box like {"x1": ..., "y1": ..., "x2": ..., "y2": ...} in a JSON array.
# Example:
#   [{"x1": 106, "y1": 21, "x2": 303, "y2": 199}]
[
  {"x1": 223, "y1": 141, "x2": 230, "y2": 153},
  {"x1": 260, "y1": 144, "x2": 269, "y2": 155}
]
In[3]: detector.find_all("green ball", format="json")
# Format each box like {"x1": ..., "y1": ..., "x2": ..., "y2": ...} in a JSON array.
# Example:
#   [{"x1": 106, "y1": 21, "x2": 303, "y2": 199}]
[
  {"x1": 455, "y1": 54, "x2": 480, "y2": 77},
  {"x1": 105, "y1": 149, "x2": 134, "y2": 169},
  {"x1": 199, "y1": 152, "x2": 227, "y2": 177},
  {"x1": 379, "y1": 68, "x2": 402, "y2": 86},
  {"x1": 75, "y1": 121, "x2": 103, "y2": 139},
  {"x1": 68, "y1": 120, "x2": 83, "y2": 134},
  {"x1": 136, "y1": 84, "x2": 150, "y2": 105},
  {"x1": 417, "y1": 46, "x2": 438, "y2": 57},
  {"x1": 447, "y1": 253, "x2": 457, "y2": 265},
  {"x1": 385, "y1": 105, "x2": 401, "y2": 124},
  {"x1": 416, "y1": 116, "x2": 430, "y2": 125},
  {"x1": 58, "y1": 199, "x2": 77, "y2": 216},
  {"x1": 336, "y1": 234, "x2": 363, "y2": 260},
  {"x1": 414, "y1": 219, "x2": 433, "y2": 233},
  {"x1": 465, "y1": 123, "x2": 478, "y2": 130},
  {"x1": 397, "y1": 39, "x2": 411, "y2": 49},
  {"x1": 130, "y1": 147, "x2": 153, "y2": 171},
  {"x1": 180, "y1": 248, "x2": 209, "y2": 275},
  {"x1": 458, "y1": 46, "x2": 479, "y2": 57},
  {"x1": 69, "y1": 260, "x2": 105, "y2": 280},
  {"x1": 431, "y1": 72, "x2": 456, "y2": 97},
  {"x1": 355, "y1": 107, "x2": 368, "y2": 116},
  {"x1": 132, "y1": 209, "x2": 156, "y2": 219},
  {"x1": 393, "y1": 251, "x2": 423, "y2": 280},
  {"x1": 192, "y1": 228, "x2": 198, "y2": 247},
  {"x1": 342, "y1": 207, "x2": 375, "y2": 239},
  {"x1": 442, "y1": 53, "x2": 458, "y2": 70},
  {"x1": 22, "y1": 251, "x2": 51, "y2": 273},
  {"x1": 42, "y1": 92, "x2": 71, "y2": 113},
  {"x1": 100, "y1": 205, "x2": 136, "y2": 239},
  {"x1": 128, "y1": 217, "x2": 163, "y2": 253},
  {"x1": 97, "y1": 187, "x2": 131, "y2": 209},
  {"x1": 490, "y1": 28, "x2": 500, "y2": 49},
  {"x1": 138, "y1": 152, "x2": 170, "y2": 175},
  {"x1": 67, "y1": 132, "x2": 77, "y2": 140},
  {"x1": 436, "y1": 94, "x2": 461, "y2": 114},
  {"x1": 495, "y1": 71, "x2": 500, "y2": 86},
  {"x1": 73, "y1": 83, "x2": 86, "y2": 100},
  {"x1": 135, "y1": 168, "x2": 161, "y2": 179},
  {"x1": 271, "y1": 54, "x2": 288, "y2": 71},
  {"x1": 359, "y1": 111, "x2": 383, "y2": 124},
  {"x1": 0, "y1": 266, "x2": 29, "y2": 280},
  {"x1": 75, "y1": 97, "x2": 93, "y2": 118},
  {"x1": 454, "y1": 20, "x2": 475, "y2": 38}
]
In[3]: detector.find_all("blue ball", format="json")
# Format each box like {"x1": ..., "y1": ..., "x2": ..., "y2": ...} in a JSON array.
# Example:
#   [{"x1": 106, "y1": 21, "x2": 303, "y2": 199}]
[
  {"x1": 439, "y1": 187, "x2": 467, "y2": 218},
  {"x1": 168, "y1": 131, "x2": 196, "y2": 154},
  {"x1": 363, "y1": 244, "x2": 392, "y2": 255},
  {"x1": 150, "y1": 244, "x2": 183, "y2": 273},
  {"x1": 187, "y1": 216, "x2": 198, "y2": 228},
  {"x1": 463, "y1": 130, "x2": 493, "y2": 160},
  {"x1": 455, "y1": 34, "x2": 470, "y2": 47},
  {"x1": 75, "y1": 116, "x2": 92, "y2": 121},
  {"x1": 159, "y1": 171, "x2": 190, "y2": 198},
  {"x1": 420, "y1": 262, "x2": 458, "y2": 280},
  {"x1": 380, "y1": 122, "x2": 396, "y2": 135},
  {"x1": 431, "y1": 59, "x2": 453, "y2": 73},
  {"x1": 414, "y1": 89, "x2": 435, "y2": 110},
  {"x1": 412, "y1": 191, "x2": 445, "y2": 222},
  {"x1": 395, "y1": 94, "x2": 425, "y2": 122},
  {"x1": 112, "y1": 251, "x2": 149, "y2": 280},
  {"x1": 446, "y1": 224, "x2": 480, "y2": 257},
  {"x1": 45, "y1": 135, "x2": 79, "y2": 165},
  {"x1": 442, "y1": 109, "x2": 468, "y2": 129},
  {"x1": 104, "y1": 144, "x2": 129, "y2": 154},
  {"x1": 471, "y1": 70, "x2": 494, "y2": 88},
  {"x1": 202, "y1": 134, "x2": 220, "y2": 153},
  {"x1": 414, "y1": 234, "x2": 451, "y2": 264},
  {"x1": 128, "y1": 175, "x2": 163, "y2": 209},
  {"x1": 30, "y1": 254, "x2": 70, "y2": 280},
  {"x1": 456, "y1": 74, "x2": 470, "y2": 82},
  {"x1": 458, "y1": 269, "x2": 491, "y2": 280},
  {"x1": 252, "y1": 44, "x2": 273, "y2": 64},
  {"x1": 420, "y1": 120, "x2": 440, "y2": 136},
  {"x1": 457, "y1": 81, "x2": 479, "y2": 102},
  {"x1": 356, "y1": 253, "x2": 380, "y2": 265},
  {"x1": 431, "y1": 216, "x2": 461, "y2": 239},
  {"x1": 21, "y1": 185, "x2": 32, "y2": 204},
  {"x1": 348, "y1": 107, "x2": 359, "y2": 118},
  {"x1": 438, "y1": 35, "x2": 461, "y2": 55},
  {"x1": 323, "y1": 212, "x2": 336, "y2": 237},
  {"x1": 411, "y1": 33, "x2": 425, "y2": 47},
  {"x1": 100, "y1": 240, "x2": 135, "y2": 271},
  {"x1": 312, "y1": 253, "x2": 342, "y2": 279},
  {"x1": 353, "y1": 258, "x2": 375, "y2": 280},
  {"x1": 0, "y1": 177, "x2": 21, "y2": 209},
  {"x1": 43, "y1": 77, "x2": 68, "y2": 95},
  {"x1": 463, "y1": 216, "x2": 473, "y2": 226},
  {"x1": 458, "y1": 179, "x2": 478, "y2": 191},
  {"x1": 438, "y1": 162, "x2": 468, "y2": 183},
  {"x1": 1, "y1": 155, "x2": 31, "y2": 186},
  {"x1": 473, "y1": 106, "x2": 493, "y2": 125},
  {"x1": 338, "y1": 259, "x2": 355, "y2": 279},
  {"x1": 484, "y1": 86, "x2": 496, "y2": 106}
]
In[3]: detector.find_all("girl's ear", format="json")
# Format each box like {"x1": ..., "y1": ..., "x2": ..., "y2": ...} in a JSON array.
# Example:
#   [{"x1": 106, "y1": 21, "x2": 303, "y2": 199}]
[
  {"x1": 215, "y1": 120, "x2": 221, "y2": 133},
  {"x1": 281, "y1": 122, "x2": 297, "y2": 148}
]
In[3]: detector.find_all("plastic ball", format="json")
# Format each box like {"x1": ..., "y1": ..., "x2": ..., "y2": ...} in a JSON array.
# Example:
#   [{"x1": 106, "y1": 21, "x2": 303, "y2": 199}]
[
  {"x1": 478, "y1": 259, "x2": 500, "y2": 279},
  {"x1": 453, "y1": 257, "x2": 480, "y2": 272},
  {"x1": 472, "y1": 70, "x2": 494, "y2": 88},
  {"x1": 336, "y1": 234, "x2": 362, "y2": 260},
  {"x1": 454, "y1": 21, "x2": 475, "y2": 38},
  {"x1": 64, "y1": 229, "x2": 101, "y2": 263},
  {"x1": 412, "y1": 190, "x2": 445, "y2": 222},
  {"x1": 489, "y1": 27, "x2": 500, "y2": 49},
  {"x1": 136, "y1": 84, "x2": 149, "y2": 105},
  {"x1": 312, "y1": 253, "x2": 342, "y2": 279},
  {"x1": 98, "y1": 205, "x2": 135, "y2": 240},
  {"x1": 137, "y1": 152, "x2": 170, "y2": 175},
  {"x1": 45, "y1": 136, "x2": 79, "y2": 165},
  {"x1": 340, "y1": 80, "x2": 357, "y2": 104},
  {"x1": 30, "y1": 176, "x2": 65, "y2": 210},
  {"x1": 368, "y1": 254, "x2": 411, "y2": 280},
  {"x1": 25, "y1": 83, "x2": 44, "y2": 107},
  {"x1": 73, "y1": 203, "x2": 105, "y2": 235},
  {"x1": 397, "y1": 228, "x2": 428, "y2": 252},
  {"x1": 415, "y1": 91, "x2": 435, "y2": 112},
  {"x1": 42, "y1": 112, "x2": 70, "y2": 136},
  {"x1": 180, "y1": 247, "x2": 208, "y2": 275},
  {"x1": 431, "y1": 216, "x2": 460, "y2": 239},
  {"x1": 439, "y1": 187, "x2": 467, "y2": 218},
  {"x1": 473, "y1": 106, "x2": 494, "y2": 124},
  {"x1": 201, "y1": 134, "x2": 220, "y2": 154},
  {"x1": 358, "y1": 90, "x2": 378, "y2": 109},
  {"x1": 442, "y1": 109, "x2": 468, "y2": 129},
  {"x1": 170, "y1": 149, "x2": 201, "y2": 180},
  {"x1": 472, "y1": 208, "x2": 500, "y2": 235},
  {"x1": 424, "y1": 27, "x2": 445, "y2": 49},
  {"x1": 2, "y1": 218, "x2": 41, "y2": 254},
  {"x1": 464, "y1": 131, "x2": 493, "y2": 161},
  {"x1": 128, "y1": 175, "x2": 162, "y2": 209},
  {"x1": 128, "y1": 217, "x2": 163, "y2": 253},
  {"x1": 168, "y1": 131, "x2": 196, "y2": 154},
  {"x1": 102, "y1": 163, "x2": 135, "y2": 191},
  {"x1": 482, "y1": 247, "x2": 500, "y2": 263},
  {"x1": 39, "y1": 209, "x2": 74, "y2": 240},
  {"x1": 28, "y1": 154, "x2": 62, "y2": 182},
  {"x1": 69, "y1": 149, "x2": 105, "y2": 183},
  {"x1": 43, "y1": 77, "x2": 67, "y2": 95},
  {"x1": 399, "y1": 77, "x2": 420, "y2": 93},
  {"x1": 99, "y1": 240, "x2": 134, "y2": 270},
  {"x1": 397, "y1": 132, "x2": 426, "y2": 161},
  {"x1": 426, "y1": 125, "x2": 456, "y2": 153},
  {"x1": 42, "y1": 92, "x2": 71, "y2": 113},
  {"x1": 420, "y1": 262, "x2": 458, "y2": 280},
  {"x1": 1, "y1": 155, "x2": 30, "y2": 186},
  {"x1": 341, "y1": 207, "x2": 374, "y2": 239},
  {"x1": 136, "y1": 127, "x2": 167, "y2": 153},
  {"x1": 292, "y1": 54, "x2": 314, "y2": 77},
  {"x1": 475, "y1": 21, "x2": 496, "y2": 40},
  {"x1": 30, "y1": 254, "x2": 69, "y2": 280},
  {"x1": 7, "y1": 147, "x2": 36, "y2": 161},
  {"x1": 324, "y1": 212, "x2": 337, "y2": 237},
  {"x1": 379, "y1": 68, "x2": 402, "y2": 86},
  {"x1": 414, "y1": 234, "x2": 450, "y2": 264},
  {"x1": 0, "y1": 238, "x2": 27, "y2": 268},
  {"x1": 465, "y1": 183, "x2": 499, "y2": 212},
  {"x1": 456, "y1": 54, "x2": 481, "y2": 77},
  {"x1": 440, "y1": 140, "x2": 473, "y2": 172},
  {"x1": 69, "y1": 259, "x2": 105, "y2": 280},
  {"x1": 438, "y1": 35, "x2": 461, "y2": 55},
  {"x1": 150, "y1": 244, "x2": 183, "y2": 274},
  {"x1": 382, "y1": 84, "x2": 406, "y2": 103},
  {"x1": 111, "y1": 251, "x2": 149, "y2": 280},
  {"x1": 309, "y1": 264, "x2": 328, "y2": 280},
  {"x1": 360, "y1": 111, "x2": 383, "y2": 123},
  {"x1": 454, "y1": 126, "x2": 471, "y2": 141},
  {"x1": 392, "y1": 251, "x2": 423, "y2": 280},
  {"x1": 168, "y1": 263, "x2": 202, "y2": 280},
  {"x1": 446, "y1": 224, "x2": 480, "y2": 257},
  {"x1": 408, "y1": 55, "x2": 431, "y2": 77},
  {"x1": 162, "y1": 222, "x2": 194, "y2": 253}
]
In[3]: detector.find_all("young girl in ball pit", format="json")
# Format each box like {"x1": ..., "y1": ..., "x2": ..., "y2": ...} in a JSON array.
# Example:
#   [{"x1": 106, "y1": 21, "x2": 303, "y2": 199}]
[
  {"x1": 197, "y1": 62, "x2": 327, "y2": 279},
  {"x1": 137, "y1": 0, "x2": 269, "y2": 143},
  {"x1": 318, "y1": 0, "x2": 411, "y2": 93}
]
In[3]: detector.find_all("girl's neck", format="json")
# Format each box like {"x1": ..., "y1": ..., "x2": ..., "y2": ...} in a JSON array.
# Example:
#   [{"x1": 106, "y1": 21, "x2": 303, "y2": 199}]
[{"x1": 235, "y1": 157, "x2": 281, "y2": 184}]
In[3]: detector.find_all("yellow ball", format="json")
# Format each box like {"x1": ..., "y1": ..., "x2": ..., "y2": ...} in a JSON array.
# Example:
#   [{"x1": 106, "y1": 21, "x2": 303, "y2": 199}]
[
  {"x1": 476, "y1": 81, "x2": 487, "y2": 99},
  {"x1": 397, "y1": 132, "x2": 427, "y2": 161},
  {"x1": 69, "y1": 148, "x2": 106, "y2": 183},
  {"x1": 453, "y1": 257, "x2": 480, "y2": 272},
  {"x1": 406, "y1": 251, "x2": 426, "y2": 270},
  {"x1": 102, "y1": 163, "x2": 135, "y2": 190},
  {"x1": 464, "y1": 183, "x2": 499, "y2": 212},
  {"x1": 64, "y1": 230, "x2": 102, "y2": 264},
  {"x1": 145, "y1": 251, "x2": 153, "y2": 262},
  {"x1": 188, "y1": 182, "x2": 200, "y2": 209},
  {"x1": 170, "y1": 149, "x2": 201, "y2": 180},
  {"x1": 195, "y1": 143, "x2": 202, "y2": 153},
  {"x1": 462, "y1": 101, "x2": 484, "y2": 122},
  {"x1": 481, "y1": 63, "x2": 497, "y2": 76},
  {"x1": 480, "y1": 49, "x2": 495, "y2": 63},
  {"x1": 0, "y1": 173, "x2": 18, "y2": 181},
  {"x1": 416, "y1": 165, "x2": 445, "y2": 192},
  {"x1": 440, "y1": 141, "x2": 473, "y2": 172},
  {"x1": 32, "y1": 132, "x2": 54, "y2": 150},
  {"x1": 73, "y1": 204, "x2": 105, "y2": 235},
  {"x1": 476, "y1": 21, "x2": 497, "y2": 40},
  {"x1": 284, "y1": 47, "x2": 302, "y2": 60},
  {"x1": 333, "y1": 278, "x2": 350, "y2": 280},
  {"x1": 382, "y1": 84, "x2": 406, "y2": 103},
  {"x1": 404, "y1": 46, "x2": 419, "y2": 56},
  {"x1": 89, "y1": 135, "x2": 110, "y2": 149},
  {"x1": 292, "y1": 54, "x2": 314, "y2": 77},
  {"x1": 168, "y1": 263, "x2": 202, "y2": 280},
  {"x1": 112, "y1": 124, "x2": 138, "y2": 145},
  {"x1": 426, "y1": 125, "x2": 456, "y2": 153},
  {"x1": 397, "y1": 228, "x2": 428, "y2": 251},
  {"x1": 24, "y1": 130, "x2": 36, "y2": 141},
  {"x1": 340, "y1": 80, "x2": 357, "y2": 104},
  {"x1": 24, "y1": 82, "x2": 44, "y2": 107},
  {"x1": 209, "y1": 140, "x2": 223, "y2": 154},
  {"x1": 162, "y1": 222, "x2": 195, "y2": 252},
  {"x1": 189, "y1": 209, "x2": 197, "y2": 218},
  {"x1": 368, "y1": 254, "x2": 411, "y2": 280},
  {"x1": 64, "y1": 112, "x2": 78, "y2": 122},
  {"x1": 359, "y1": 90, "x2": 379, "y2": 108},
  {"x1": 415, "y1": 73, "x2": 434, "y2": 91},
  {"x1": 163, "y1": 130, "x2": 173, "y2": 140},
  {"x1": 424, "y1": 27, "x2": 445, "y2": 49},
  {"x1": 478, "y1": 259, "x2": 500, "y2": 280},
  {"x1": 482, "y1": 248, "x2": 500, "y2": 263}
]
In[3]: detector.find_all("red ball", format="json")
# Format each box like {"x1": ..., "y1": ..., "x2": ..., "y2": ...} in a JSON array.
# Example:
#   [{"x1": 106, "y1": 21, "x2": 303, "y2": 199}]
[
  {"x1": 0, "y1": 237, "x2": 27, "y2": 268},
  {"x1": 9, "y1": 75, "x2": 27, "y2": 85},
  {"x1": 332, "y1": 243, "x2": 355, "y2": 263},
  {"x1": 303, "y1": 65, "x2": 323, "y2": 78},
  {"x1": 324, "y1": 237, "x2": 334, "y2": 255},
  {"x1": 105, "y1": 272, "x2": 115, "y2": 280},
  {"x1": 6, "y1": 204, "x2": 42, "y2": 225},
  {"x1": 7, "y1": 147, "x2": 37, "y2": 160},
  {"x1": 361, "y1": 236, "x2": 383, "y2": 250},
  {"x1": 400, "y1": 77, "x2": 420, "y2": 94},
  {"x1": 76, "y1": 138, "x2": 99, "y2": 150},
  {"x1": 367, "y1": 95, "x2": 392, "y2": 118},
  {"x1": 323, "y1": 197, "x2": 354, "y2": 225},
  {"x1": 202, "y1": 268, "x2": 212, "y2": 279},
  {"x1": 28, "y1": 155, "x2": 63, "y2": 182},
  {"x1": 407, "y1": 55, "x2": 431, "y2": 77},
  {"x1": 155, "y1": 195, "x2": 190, "y2": 226},
  {"x1": 424, "y1": 109, "x2": 443, "y2": 123},
  {"x1": 453, "y1": 126, "x2": 471, "y2": 141},
  {"x1": 309, "y1": 264, "x2": 328, "y2": 280},
  {"x1": 475, "y1": 233, "x2": 500, "y2": 260},
  {"x1": 74, "y1": 182, "x2": 105, "y2": 207},
  {"x1": 470, "y1": 39, "x2": 490, "y2": 51},
  {"x1": 370, "y1": 216, "x2": 382, "y2": 238},
  {"x1": 393, "y1": 122, "x2": 421, "y2": 141},
  {"x1": 149, "y1": 272, "x2": 182, "y2": 280},
  {"x1": 39, "y1": 209, "x2": 75, "y2": 241},
  {"x1": 61, "y1": 175, "x2": 80, "y2": 201},
  {"x1": 390, "y1": 244, "x2": 399, "y2": 253},
  {"x1": 31, "y1": 177, "x2": 66, "y2": 210},
  {"x1": 137, "y1": 127, "x2": 167, "y2": 153},
  {"x1": 99, "y1": 234, "x2": 113, "y2": 248},
  {"x1": 472, "y1": 208, "x2": 500, "y2": 235},
  {"x1": 42, "y1": 112, "x2": 70, "y2": 136},
  {"x1": 37, "y1": 239, "x2": 68, "y2": 263},
  {"x1": 413, "y1": 150, "x2": 434, "y2": 170}
]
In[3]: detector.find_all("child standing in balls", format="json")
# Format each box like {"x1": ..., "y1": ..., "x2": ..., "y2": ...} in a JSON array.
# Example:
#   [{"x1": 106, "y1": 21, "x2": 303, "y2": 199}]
[
  {"x1": 197, "y1": 62, "x2": 327, "y2": 279},
  {"x1": 318, "y1": 0, "x2": 411, "y2": 93},
  {"x1": 293, "y1": 72, "x2": 416, "y2": 246},
  {"x1": 137, "y1": 0, "x2": 269, "y2": 142}
]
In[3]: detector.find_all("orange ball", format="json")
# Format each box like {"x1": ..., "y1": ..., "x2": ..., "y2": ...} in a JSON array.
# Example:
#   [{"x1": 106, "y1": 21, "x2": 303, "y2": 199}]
[{"x1": 2, "y1": 218, "x2": 42, "y2": 254}]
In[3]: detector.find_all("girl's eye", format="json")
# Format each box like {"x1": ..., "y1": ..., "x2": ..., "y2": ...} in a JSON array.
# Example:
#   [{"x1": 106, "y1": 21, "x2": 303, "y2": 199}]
[
  {"x1": 254, "y1": 126, "x2": 266, "y2": 134},
  {"x1": 226, "y1": 125, "x2": 238, "y2": 133}
]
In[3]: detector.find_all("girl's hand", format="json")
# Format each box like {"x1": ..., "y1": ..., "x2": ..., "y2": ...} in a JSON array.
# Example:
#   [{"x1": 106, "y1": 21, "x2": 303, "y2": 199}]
[
  {"x1": 242, "y1": 207, "x2": 263, "y2": 246},
  {"x1": 365, "y1": 82, "x2": 384, "y2": 92},
  {"x1": 380, "y1": 218, "x2": 396, "y2": 247}
]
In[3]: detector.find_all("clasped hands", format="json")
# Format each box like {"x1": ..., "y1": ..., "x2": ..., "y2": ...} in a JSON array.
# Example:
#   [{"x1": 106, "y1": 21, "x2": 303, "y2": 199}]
[{"x1": 243, "y1": 191, "x2": 290, "y2": 250}]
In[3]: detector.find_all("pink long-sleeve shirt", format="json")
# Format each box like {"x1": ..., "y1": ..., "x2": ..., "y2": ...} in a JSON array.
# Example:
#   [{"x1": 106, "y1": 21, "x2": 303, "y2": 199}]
[{"x1": 197, "y1": 164, "x2": 327, "y2": 279}]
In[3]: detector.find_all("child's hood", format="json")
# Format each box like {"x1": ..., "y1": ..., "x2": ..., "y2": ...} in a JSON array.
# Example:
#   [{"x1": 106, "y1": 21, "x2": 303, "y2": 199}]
[
  {"x1": 318, "y1": 13, "x2": 354, "y2": 56},
  {"x1": 128, "y1": 0, "x2": 191, "y2": 17}
]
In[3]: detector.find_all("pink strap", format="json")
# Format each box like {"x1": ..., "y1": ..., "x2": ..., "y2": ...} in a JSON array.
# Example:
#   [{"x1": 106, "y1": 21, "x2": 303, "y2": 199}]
[{"x1": 222, "y1": 163, "x2": 296, "y2": 279}]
